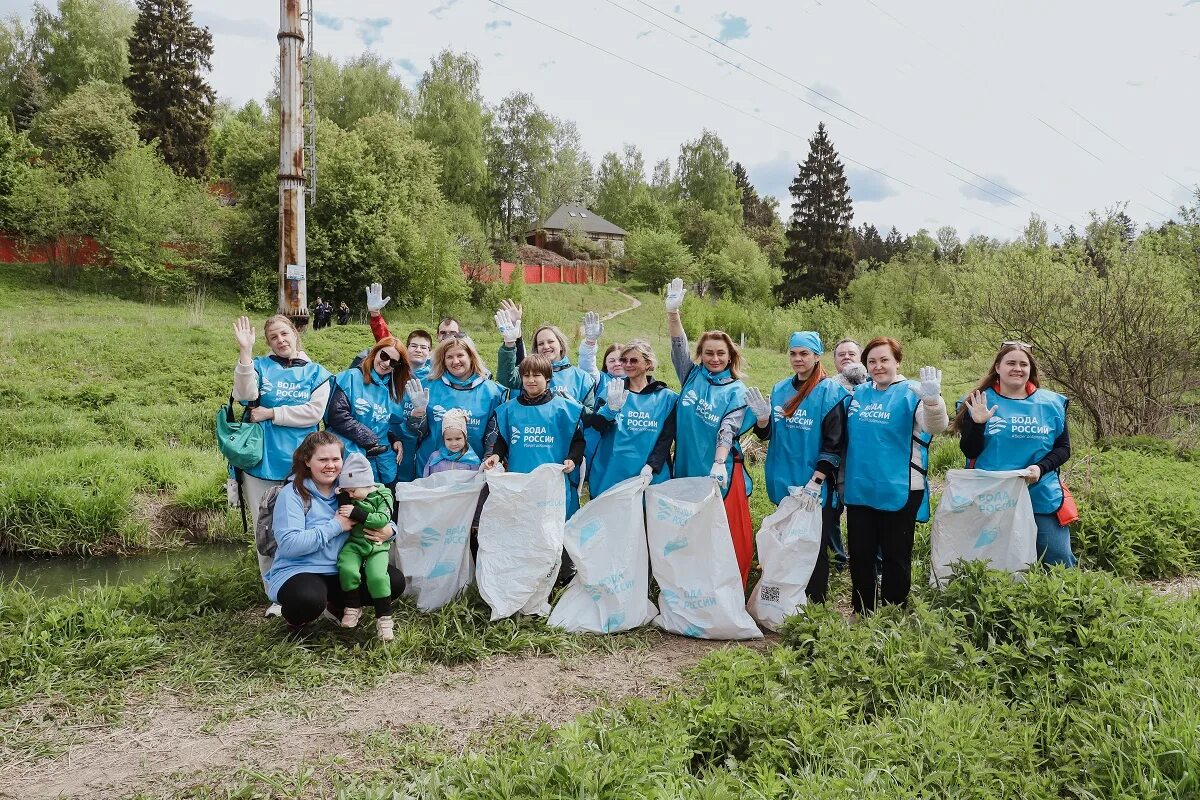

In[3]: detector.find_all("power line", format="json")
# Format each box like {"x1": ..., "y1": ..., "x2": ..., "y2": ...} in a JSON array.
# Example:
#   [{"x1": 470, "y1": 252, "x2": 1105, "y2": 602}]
[
  {"x1": 485, "y1": 0, "x2": 1021, "y2": 233},
  {"x1": 1067, "y1": 105, "x2": 1194, "y2": 197},
  {"x1": 1035, "y1": 116, "x2": 1103, "y2": 163}
]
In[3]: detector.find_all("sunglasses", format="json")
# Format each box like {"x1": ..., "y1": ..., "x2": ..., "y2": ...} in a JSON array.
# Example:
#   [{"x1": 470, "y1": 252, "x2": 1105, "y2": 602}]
[
  {"x1": 1002, "y1": 340, "x2": 1033, "y2": 352},
  {"x1": 619, "y1": 357, "x2": 644, "y2": 365},
  {"x1": 377, "y1": 350, "x2": 402, "y2": 363}
]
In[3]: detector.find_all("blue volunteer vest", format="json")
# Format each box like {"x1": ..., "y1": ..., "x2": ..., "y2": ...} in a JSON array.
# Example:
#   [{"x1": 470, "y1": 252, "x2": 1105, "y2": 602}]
[
  {"x1": 844, "y1": 380, "x2": 926, "y2": 512},
  {"x1": 389, "y1": 360, "x2": 431, "y2": 483},
  {"x1": 333, "y1": 367, "x2": 403, "y2": 485},
  {"x1": 589, "y1": 382, "x2": 678, "y2": 498},
  {"x1": 971, "y1": 387, "x2": 1067, "y2": 514},
  {"x1": 415, "y1": 375, "x2": 507, "y2": 475},
  {"x1": 764, "y1": 376, "x2": 849, "y2": 506},
  {"x1": 674, "y1": 367, "x2": 753, "y2": 497},
  {"x1": 583, "y1": 371, "x2": 614, "y2": 466},
  {"x1": 495, "y1": 395, "x2": 584, "y2": 517},
  {"x1": 246, "y1": 356, "x2": 332, "y2": 481},
  {"x1": 550, "y1": 360, "x2": 597, "y2": 406}
]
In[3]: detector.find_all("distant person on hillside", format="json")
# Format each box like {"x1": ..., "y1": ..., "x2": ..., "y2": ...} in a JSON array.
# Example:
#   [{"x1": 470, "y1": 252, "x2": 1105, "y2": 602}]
[
  {"x1": 337, "y1": 302, "x2": 351, "y2": 325},
  {"x1": 312, "y1": 298, "x2": 331, "y2": 330},
  {"x1": 747, "y1": 331, "x2": 848, "y2": 604},
  {"x1": 232, "y1": 315, "x2": 333, "y2": 616},
  {"x1": 842, "y1": 337, "x2": 947, "y2": 614},
  {"x1": 952, "y1": 342, "x2": 1076, "y2": 567},
  {"x1": 664, "y1": 277, "x2": 756, "y2": 588}
]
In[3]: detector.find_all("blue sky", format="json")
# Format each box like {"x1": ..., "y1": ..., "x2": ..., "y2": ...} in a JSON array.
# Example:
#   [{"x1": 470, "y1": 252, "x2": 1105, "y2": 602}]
[{"x1": 2, "y1": 0, "x2": 1197, "y2": 237}]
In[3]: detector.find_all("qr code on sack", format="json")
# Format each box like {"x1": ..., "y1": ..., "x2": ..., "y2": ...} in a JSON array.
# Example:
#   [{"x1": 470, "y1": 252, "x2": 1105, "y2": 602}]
[{"x1": 760, "y1": 585, "x2": 780, "y2": 603}]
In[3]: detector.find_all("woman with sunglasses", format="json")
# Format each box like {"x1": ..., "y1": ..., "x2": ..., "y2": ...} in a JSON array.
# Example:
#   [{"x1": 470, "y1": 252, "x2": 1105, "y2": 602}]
[
  {"x1": 952, "y1": 342, "x2": 1075, "y2": 566},
  {"x1": 746, "y1": 331, "x2": 849, "y2": 604},
  {"x1": 403, "y1": 334, "x2": 508, "y2": 476},
  {"x1": 326, "y1": 337, "x2": 412, "y2": 486},
  {"x1": 664, "y1": 278, "x2": 757, "y2": 588},
  {"x1": 583, "y1": 340, "x2": 677, "y2": 498}
]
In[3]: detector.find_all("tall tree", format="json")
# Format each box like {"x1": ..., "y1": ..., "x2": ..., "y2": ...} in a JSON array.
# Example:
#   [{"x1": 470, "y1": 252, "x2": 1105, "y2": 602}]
[
  {"x1": 484, "y1": 91, "x2": 553, "y2": 241},
  {"x1": 732, "y1": 161, "x2": 775, "y2": 228},
  {"x1": 540, "y1": 117, "x2": 593, "y2": 218},
  {"x1": 676, "y1": 129, "x2": 740, "y2": 225},
  {"x1": 593, "y1": 143, "x2": 645, "y2": 230},
  {"x1": 779, "y1": 122, "x2": 855, "y2": 302},
  {"x1": 124, "y1": 0, "x2": 215, "y2": 178},
  {"x1": 11, "y1": 60, "x2": 49, "y2": 130},
  {"x1": 414, "y1": 50, "x2": 485, "y2": 212},
  {"x1": 309, "y1": 52, "x2": 412, "y2": 130}
]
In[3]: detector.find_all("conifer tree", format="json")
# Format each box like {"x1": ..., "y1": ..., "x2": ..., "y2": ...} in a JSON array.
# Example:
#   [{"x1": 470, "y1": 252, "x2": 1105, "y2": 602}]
[
  {"x1": 124, "y1": 0, "x2": 215, "y2": 178},
  {"x1": 779, "y1": 122, "x2": 855, "y2": 302}
]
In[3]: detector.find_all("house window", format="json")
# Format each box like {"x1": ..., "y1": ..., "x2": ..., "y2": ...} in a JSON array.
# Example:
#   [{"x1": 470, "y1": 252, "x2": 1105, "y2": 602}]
[
  {"x1": 580, "y1": 212, "x2": 588, "y2": 217},
  {"x1": 568, "y1": 211, "x2": 577, "y2": 217}
]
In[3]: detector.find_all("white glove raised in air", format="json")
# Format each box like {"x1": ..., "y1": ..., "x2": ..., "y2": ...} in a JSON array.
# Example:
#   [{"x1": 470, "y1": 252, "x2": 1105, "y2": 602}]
[
  {"x1": 605, "y1": 379, "x2": 628, "y2": 413},
  {"x1": 709, "y1": 461, "x2": 728, "y2": 488},
  {"x1": 493, "y1": 310, "x2": 521, "y2": 345},
  {"x1": 917, "y1": 366, "x2": 943, "y2": 401},
  {"x1": 582, "y1": 311, "x2": 603, "y2": 343},
  {"x1": 365, "y1": 282, "x2": 390, "y2": 313},
  {"x1": 664, "y1": 278, "x2": 686, "y2": 312},
  {"x1": 405, "y1": 379, "x2": 429, "y2": 415},
  {"x1": 746, "y1": 386, "x2": 770, "y2": 425}
]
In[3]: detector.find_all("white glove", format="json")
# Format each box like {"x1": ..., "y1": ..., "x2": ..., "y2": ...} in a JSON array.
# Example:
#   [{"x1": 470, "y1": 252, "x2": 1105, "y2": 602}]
[
  {"x1": 792, "y1": 479, "x2": 822, "y2": 512},
  {"x1": 606, "y1": 379, "x2": 628, "y2": 413},
  {"x1": 640, "y1": 464, "x2": 654, "y2": 478},
  {"x1": 917, "y1": 366, "x2": 942, "y2": 400},
  {"x1": 664, "y1": 278, "x2": 686, "y2": 312},
  {"x1": 709, "y1": 461, "x2": 728, "y2": 488},
  {"x1": 582, "y1": 311, "x2": 603, "y2": 343},
  {"x1": 746, "y1": 387, "x2": 770, "y2": 424},
  {"x1": 494, "y1": 310, "x2": 520, "y2": 345},
  {"x1": 365, "y1": 282, "x2": 390, "y2": 313},
  {"x1": 841, "y1": 362, "x2": 868, "y2": 386},
  {"x1": 405, "y1": 379, "x2": 428, "y2": 415}
]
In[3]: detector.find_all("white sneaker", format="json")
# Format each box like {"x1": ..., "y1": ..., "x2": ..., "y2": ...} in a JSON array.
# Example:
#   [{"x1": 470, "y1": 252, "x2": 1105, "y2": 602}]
[
  {"x1": 341, "y1": 607, "x2": 363, "y2": 628},
  {"x1": 376, "y1": 616, "x2": 394, "y2": 642},
  {"x1": 264, "y1": 603, "x2": 282, "y2": 618}
]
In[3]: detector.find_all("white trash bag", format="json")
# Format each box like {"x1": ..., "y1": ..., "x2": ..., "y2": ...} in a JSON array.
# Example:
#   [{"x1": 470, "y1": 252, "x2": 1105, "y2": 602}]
[
  {"x1": 746, "y1": 493, "x2": 823, "y2": 632},
  {"x1": 930, "y1": 468, "x2": 1038, "y2": 586},
  {"x1": 476, "y1": 464, "x2": 566, "y2": 620},
  {"x1": 646, "y1": 478, "x2": 762, "y2": 640},
  {"x1": 391, "y1": 469, "x2": 484, "y2": 612},
  {"x1": 549, "y1": 474, "x2": 656, "y2": 634}
]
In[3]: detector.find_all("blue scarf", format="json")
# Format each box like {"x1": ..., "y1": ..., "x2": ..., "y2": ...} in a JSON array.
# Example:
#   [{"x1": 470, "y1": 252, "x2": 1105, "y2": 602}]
[
  {"x1": 427, "y1": 442, "x2": 481, "y2": 469},
  {"x1": 446, "y1": 371, "x2": 479, "y2": 388},
  {"x1": 704, "y1": 366, "x2": 734, "y2": 385},
  {"x1": 552, "y1": 356, "x2": 571, "y2": 371}
]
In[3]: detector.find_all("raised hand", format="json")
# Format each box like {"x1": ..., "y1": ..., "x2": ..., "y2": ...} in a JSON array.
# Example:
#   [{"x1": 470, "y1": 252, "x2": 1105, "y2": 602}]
[
  {"x1": 365, "y1": 282, "x2": 390, "y2": 313},
  {"x1": 233, "y1": 316, "x2": 256, "y2": 354},
  {"x1": 917, "y1": 366, "x2": 943, "y2": 401},
  {"x1": 405, "y1": 379, "x2": 428, "y2": 416},
  {"x1": 746, "y1": 387, "x2": 770, "y2": 425},
  {"x1": 582, "y1": 310, "x2": 603, "y2": 343},
  {"x1": 605, "y1": 379, "x2": 628, "y2": 413},
  {"x1": 500, "y1": 298, "x2": 523, "y2": 326},
  {"x1": 965, "y1": 390, "x2": 998, "y2": 424},
  {"x1": 664, "y1": 278, "x2": 686, "y2": 312},
  {"x1": 493, "y1": 310, "x2": 521, "y2": 344}
]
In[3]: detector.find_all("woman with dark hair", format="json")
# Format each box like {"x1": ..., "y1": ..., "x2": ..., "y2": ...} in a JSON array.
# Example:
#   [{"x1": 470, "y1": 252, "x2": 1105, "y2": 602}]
[
  {"x1": 263, "y1": 431, "x2": 403, "y2": 632},
  {"x1": 664, "y1": 278, "x2": 756, "y2": 587},
  {"x1": 953, "y1": 342, "x2": 1075, "y2": 566},
  {"x1": 747, "y1": 331, "x2": 848, "y2": 603},
  {"x1": 842, "y1": 336, "x2": 947, "y2": 614},
  {"x1": 325, "y1": 337, "x2": 412, "y2": 486}
]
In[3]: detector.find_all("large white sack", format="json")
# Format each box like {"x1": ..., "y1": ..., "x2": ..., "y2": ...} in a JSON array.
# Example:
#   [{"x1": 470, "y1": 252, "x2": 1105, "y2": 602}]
[
  {"x1": 931, "y1": 469, "x2": 1038, "y2": 586},
  {"x1": 646, "y1": 478, "x2": 762, "y2": 640},
  {"x1": 476, "y1": 464, "x2": 566, "y2": 620},
  {"x1": 549, "y1": 474, "x2": 656, "y2": 633},
  {"x1": 390, "y1": 469, "x2": 483, "y2": 612},
  {"x1": 746, "y1": 494, "x2": 823, "y2": 632}
]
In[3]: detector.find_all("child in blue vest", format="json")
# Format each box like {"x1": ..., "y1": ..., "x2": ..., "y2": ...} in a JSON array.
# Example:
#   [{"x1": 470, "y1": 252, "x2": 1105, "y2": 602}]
[
  {"x1": 335, "y1": 453, "x2": 397, "y2": 641},
  {"x1": 423, "y1": 408, "x2": 482, "y2": 477},
  {"x1": 952, "y1": 342, "x2": 1075, "y2": 566}
]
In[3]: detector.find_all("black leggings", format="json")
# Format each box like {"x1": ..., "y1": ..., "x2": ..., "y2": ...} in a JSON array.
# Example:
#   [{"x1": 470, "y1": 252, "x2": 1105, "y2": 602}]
[
  {"x1": 277, "y1": 566, "x2": 405, "y2": 625},
  {"x1": 846, "y1": 491, "x2": 924, "y2": 614},
  {"x1": 806, "y1": 505, "x2": 845, "y2": 604}
]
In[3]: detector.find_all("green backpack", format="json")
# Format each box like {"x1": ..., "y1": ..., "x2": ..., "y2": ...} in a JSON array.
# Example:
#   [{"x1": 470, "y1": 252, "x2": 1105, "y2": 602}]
[{"x1": 215, "y1": 395, "x2": 263, "y2": 470}]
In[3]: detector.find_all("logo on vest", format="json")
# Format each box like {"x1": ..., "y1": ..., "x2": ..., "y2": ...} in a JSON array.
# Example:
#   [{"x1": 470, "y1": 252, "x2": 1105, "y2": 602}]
[
  {"x1": 773, "y1": 405, "x2": 814, "y2": 429},
  {"x1": 854, "y1": 401, "x2": 891, "y2": 422},
  {"x1": 510, "y1": 425, "x2": 522, "y2": 445},
  {"x1": 680, "y1": 389, "x2": 699, "y2": 407},
  {"x1": 999, "y1": 412, "x2": 1052, "y2": 438},
  {"x1": 623, "y1": 409, "x2": 660, "y2": 431},
  {"x1": 520, "y1": 425, "x2": 556, "y2": 444},
  {"x1": 354, "y1": 397, "x2": 390, "y2": 424}
]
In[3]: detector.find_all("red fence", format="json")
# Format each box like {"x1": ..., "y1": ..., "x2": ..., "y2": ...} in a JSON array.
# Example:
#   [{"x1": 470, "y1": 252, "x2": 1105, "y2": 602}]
[
  {"x1": 0, "y1": 233, "x2": 102, "y2": 265},
  {"x1": 469, "y1": 262, "x2": 607, "y2": 285}
]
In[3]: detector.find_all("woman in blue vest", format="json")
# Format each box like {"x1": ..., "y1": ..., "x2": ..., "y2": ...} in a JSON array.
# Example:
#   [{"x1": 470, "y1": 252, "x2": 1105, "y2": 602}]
[
  {"x1": 664, "y1": 278, "x2": 756, "y2": 587},
  {"x1": 577, "y1": 310, "x2": 624, "y2": 488},
  {"x1": 953, "y1": 342, "x2": 1075, "y2": 566},
  {"x1": 583, "y1": 340, "x2": 677, "y2": 498},
  {"x1": 232, "y1": 314, "x2": 333, "y2": 610},
  {"x1": 403, "y1": 335, "x2": 507, "y2": 477},
  {"x1": 326, "y1": 337, "x2": 412, "y2": 486},
  {"x1": 494, "y1": 307, "x2": 596, "y2": 407},
  {"x1": 843, "y1": 336, "x2": 948, "y2": 614},
  {"x1": 747, "y1": 331, "x2": 848, "y2": 603}
]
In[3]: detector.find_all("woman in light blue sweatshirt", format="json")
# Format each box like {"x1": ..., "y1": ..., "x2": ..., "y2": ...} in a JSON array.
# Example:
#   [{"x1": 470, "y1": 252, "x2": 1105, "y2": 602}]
[{"x1": 263, "y1": 431, "x2": 403, "y2": 631}]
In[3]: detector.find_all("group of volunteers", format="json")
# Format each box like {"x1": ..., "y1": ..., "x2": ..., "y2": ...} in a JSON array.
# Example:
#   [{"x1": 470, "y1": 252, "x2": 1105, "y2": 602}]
[{"x1": 229, "y1": 277, "x2": 1075, "y2": 639}]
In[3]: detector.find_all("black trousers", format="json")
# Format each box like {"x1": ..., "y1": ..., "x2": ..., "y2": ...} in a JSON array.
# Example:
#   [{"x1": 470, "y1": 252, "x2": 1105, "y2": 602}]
[
  {"x1": 806, "y1": 505, "x2": 845, "y2": 604},
  {"x1": 277, "y1": 566, "x2": 405, "y2": 625},
  {"x1": 846, "y1": 491, "x2": 924, "y2": 614}
]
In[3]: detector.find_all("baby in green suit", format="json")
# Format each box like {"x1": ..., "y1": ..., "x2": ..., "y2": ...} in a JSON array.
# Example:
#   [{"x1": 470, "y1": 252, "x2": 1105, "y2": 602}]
[{"x1": 336, "y1": 452, "x2": 396, "y2": 641}]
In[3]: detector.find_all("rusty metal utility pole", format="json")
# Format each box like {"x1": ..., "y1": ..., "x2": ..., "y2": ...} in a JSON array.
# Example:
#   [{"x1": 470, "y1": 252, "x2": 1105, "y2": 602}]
[{"x1": 277, "y1": 0, "x2": 307, "y2": 327}]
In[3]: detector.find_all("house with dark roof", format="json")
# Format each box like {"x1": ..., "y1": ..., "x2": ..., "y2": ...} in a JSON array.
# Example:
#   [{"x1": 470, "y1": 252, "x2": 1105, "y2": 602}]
[{"x1": 526, "y1": 203, "x2": 628, "y2": 257}]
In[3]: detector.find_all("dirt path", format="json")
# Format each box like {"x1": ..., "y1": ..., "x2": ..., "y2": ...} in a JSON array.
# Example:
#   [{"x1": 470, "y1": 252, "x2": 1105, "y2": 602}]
[
  {"x1": 601, "y1": 287, "x2": 641, "y2": 321},
  {"x1": 2, "y1": 633, "x2": 769, "y2": 800}
]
